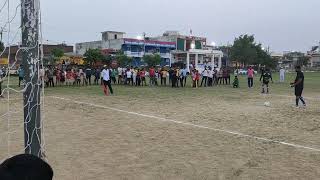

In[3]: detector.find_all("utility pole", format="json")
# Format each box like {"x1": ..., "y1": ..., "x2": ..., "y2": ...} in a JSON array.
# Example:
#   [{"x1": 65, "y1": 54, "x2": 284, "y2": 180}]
[{"x1": 21, "y1": 0, "x2": 42, "y2": 157}]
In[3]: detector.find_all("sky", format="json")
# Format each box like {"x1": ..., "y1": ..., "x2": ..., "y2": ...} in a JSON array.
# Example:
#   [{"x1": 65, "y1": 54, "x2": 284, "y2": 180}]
[{"x1": 3, "y1": 0, "x2": 320, "y2": 52}]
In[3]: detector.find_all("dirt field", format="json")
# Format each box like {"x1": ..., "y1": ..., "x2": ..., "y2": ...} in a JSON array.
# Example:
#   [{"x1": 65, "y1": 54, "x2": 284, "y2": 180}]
[{"x1": 1, "y1": 76, "x2": 320, "y2": 180}]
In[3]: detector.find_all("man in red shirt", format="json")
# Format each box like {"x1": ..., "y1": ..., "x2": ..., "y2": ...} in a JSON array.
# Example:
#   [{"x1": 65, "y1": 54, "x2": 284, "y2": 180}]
[{"x1": 149, "y1": 66, "x2": 156, "y2": 86}]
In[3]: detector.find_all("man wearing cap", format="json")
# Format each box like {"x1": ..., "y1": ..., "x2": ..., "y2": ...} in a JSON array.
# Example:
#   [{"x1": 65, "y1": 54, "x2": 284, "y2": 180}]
[{"x1": 102, "y1": 65, "x2": 114, "y2": 95}]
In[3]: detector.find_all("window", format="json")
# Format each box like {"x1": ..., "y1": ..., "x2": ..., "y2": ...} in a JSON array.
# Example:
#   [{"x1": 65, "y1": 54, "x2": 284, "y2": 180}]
[{"x1": 114, "y1": 34, "x2": 118, "y2": 39}]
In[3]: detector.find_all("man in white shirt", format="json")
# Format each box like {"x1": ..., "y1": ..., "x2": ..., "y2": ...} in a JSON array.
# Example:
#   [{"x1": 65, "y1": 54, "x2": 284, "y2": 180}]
[
  {"x1": 279, "y1": 67, "x2": 285, "y2": 83},
  {"x1": 200, "y1": 67, "x2": 209, "y2": 87},
  {"x1": 102, "y1": 65, "x2": 113, "y2": 95}
]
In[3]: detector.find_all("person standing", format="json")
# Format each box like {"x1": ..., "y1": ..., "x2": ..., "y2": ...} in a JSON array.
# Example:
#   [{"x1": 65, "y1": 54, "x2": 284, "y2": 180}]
[
  {"x1": 102, "y1": 65, "x2": 114, "y2": 95},
  {"x1": 207, "y1": 67, "x2": 213, "y2": 87},
  {"x1": 47, "y1": 68, "x2": 55, "y2": 87},
  {"x1": 111, "y1": 68, "x2": 117, "y2": 84},
  {"x1": 17, "y1": 65, "x2": 24, "y2": 87},
  {"x1": 117, "y1": 66, "x2": 123, "y2": 84},
  {"x1": 140, "y1": 68, "x2": 147, "y2": 86},
  {"x1": 149, "y1": 66, "x2": 156, "y2": 86},
  {"x1": 136, "y1": 69, "x2": 141, "y2": 86},
  {"x1": 126, "y1": 68, "x2": 132, "y2": 85},
  {"x1": 132, "y1": 68, "x2": 137, "y2": 86},
  {"x1": 161, "y1": 68, "x2": 167, "y2": 86},
  {"x1": 180, "y1": 66, "x2": 188, "y2": 87},
  {"x1": 247, "y1": 66, "x2": 254, "y2": 88},
  {"x1": 200, "y1": 67, "x2": 208, "y2": 87},
  {"x1": 279, "y1": 67, "x2": 286, "y2": 83},
  {"x1": 85, "y1": 67, "x2": 92, "y2": 85},
  {"x1": 94, "y1": 68, "x2": 101, "y2": 85},
  {"x1": 290, "y1": 66, "x2": 306, "y2": 108},
  {"x1": 260, "y1": 68, "x2": 273, "y2": 94}
]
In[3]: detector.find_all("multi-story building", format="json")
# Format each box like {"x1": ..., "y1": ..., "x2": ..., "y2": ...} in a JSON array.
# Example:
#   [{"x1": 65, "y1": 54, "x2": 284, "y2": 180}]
[
  {"x1": 76, "y1": 31, "x2": 176, "y2": 66},
  {"x1": 151, "y1": 31, "x2": 223, "y2": 71}
]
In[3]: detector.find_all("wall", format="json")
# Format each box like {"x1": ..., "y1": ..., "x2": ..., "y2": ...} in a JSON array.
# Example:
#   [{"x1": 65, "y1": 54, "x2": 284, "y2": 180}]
[
  {"x1": 75, "y1": 41, "x2": 102, "y2": 55},
  {"x1": 102, "y1": 32, "x2": 124, "y2": 41},
  {"x1": 102, "y1": 39, "x2": 123, "y2": 50}
]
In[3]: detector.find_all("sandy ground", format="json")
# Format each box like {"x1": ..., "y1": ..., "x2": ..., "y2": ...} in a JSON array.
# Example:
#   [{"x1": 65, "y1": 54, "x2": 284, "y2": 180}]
[{"x1": 1, "y1": 88, "x2": 320, "y2": 180}]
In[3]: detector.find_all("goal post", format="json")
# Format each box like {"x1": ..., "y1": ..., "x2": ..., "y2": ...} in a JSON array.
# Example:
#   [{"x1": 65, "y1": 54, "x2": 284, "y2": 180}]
[{"x1": 21, "y1": 0, "x2": 42, "y2": 157}]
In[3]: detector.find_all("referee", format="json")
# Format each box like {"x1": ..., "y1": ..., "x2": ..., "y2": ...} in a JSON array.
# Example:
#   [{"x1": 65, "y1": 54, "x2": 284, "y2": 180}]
[{"x1": 290, "y1": 66, "x2": 306, "y2": 107}]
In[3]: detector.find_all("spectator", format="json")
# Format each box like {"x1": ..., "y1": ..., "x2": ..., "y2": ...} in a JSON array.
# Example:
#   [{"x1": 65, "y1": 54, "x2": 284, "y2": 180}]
[
  {"x1": 200, "y1": 67, "x2": 208, "y2": 87},
  {"x1": 161, "y1": 68, "x2": 167, "y2": 86},
  {"x1": 180, "y1": 66, "x2": 188, "y2": 87},
  {"x1": 85, "y1": 67, "x2": 92, "y2": 85},
  {"x1": 207, "y1": 67, "x2": 213, "y2": 87},
  {"x1": 149, "y1": 66, "x2": 156, "y2": 86},
  {"x1": 17, "y1": 65, "x2": 24, "y2": 87},
  {"x1": 140, "y1": 68, "x2": 147, "y2": 86},
  {"x1": 94, "y1": 68, "x2": 101, "y2": 85},
  {"x1": 117, "y1": 66, "x2": 123, "y2": 84}
]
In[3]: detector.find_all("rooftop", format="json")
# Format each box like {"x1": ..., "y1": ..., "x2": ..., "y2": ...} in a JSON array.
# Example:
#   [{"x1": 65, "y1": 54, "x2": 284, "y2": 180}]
[{"x1": 101, "y1": 31, "x2": 126, "y2": 34}]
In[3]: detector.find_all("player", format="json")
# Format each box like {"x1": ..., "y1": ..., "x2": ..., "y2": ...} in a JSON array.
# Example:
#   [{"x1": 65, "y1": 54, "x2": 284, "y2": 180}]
[
  {"x1": 290, "y1": 66, "x2": 306, "y2": 108},
  {"x1": 260, "y1": 68, "x2": 273, "y2": 94},
  {"x1": 233, "y1": 75, "x2": 239, "y2": 88}
]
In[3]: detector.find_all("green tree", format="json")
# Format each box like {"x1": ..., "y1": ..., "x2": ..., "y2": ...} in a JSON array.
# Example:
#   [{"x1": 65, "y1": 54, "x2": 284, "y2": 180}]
[
  {"x1": 51, "y1": 48, "x2": 64, "y2": 59},
  {"x1": 143, "y1": 54, "x2": 161, "y2": 67},
  {"x1": 230, "y1": 35, "x2": 258, "y2": 66},
  {"x1": 83, "y1": 48, "x2": 105, "y2": 66},
  {"x1": 230, "y1": 34, "x2": 276, "y2": 69},
  {"x1": 115, "y1": 51, "x2": 132, "y2": 67}
]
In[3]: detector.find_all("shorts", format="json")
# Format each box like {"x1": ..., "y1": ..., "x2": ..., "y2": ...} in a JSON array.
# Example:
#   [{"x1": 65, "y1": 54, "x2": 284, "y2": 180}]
[
  {"x1": 19, "y1": 77, "x2": 23, "y2": 81},
  {"x1": 295, "y1": 87, "x2": 303, "y2": 96}
]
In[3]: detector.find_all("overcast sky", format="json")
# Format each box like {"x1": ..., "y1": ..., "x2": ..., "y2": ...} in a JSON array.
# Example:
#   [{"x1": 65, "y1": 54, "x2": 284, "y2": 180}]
[{"x1": 5, "y1": 0, "x2": 320, "y2": 52}]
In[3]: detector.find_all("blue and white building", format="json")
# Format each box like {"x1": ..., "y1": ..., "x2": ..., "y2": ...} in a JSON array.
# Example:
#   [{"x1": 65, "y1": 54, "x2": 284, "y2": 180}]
[{"x1": 76, "y1": 31, "x2": 176, "y2": 66}]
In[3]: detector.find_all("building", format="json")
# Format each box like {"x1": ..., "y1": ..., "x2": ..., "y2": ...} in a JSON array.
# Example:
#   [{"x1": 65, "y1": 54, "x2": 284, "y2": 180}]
[
  {"x1": 308, "y1": 43, "x2": 320, "y2": 67},
  {"x1": 76, "y1": 30, "x2": 224, "y2": 69},
  {"x1": 281, "y1": 51, "x2": 306, "y2": 69},
  {"x1": 151, "y1": 31, "x2": 223, "y2": 71},
  {"x1": 76, "y1": 31, "x2": 176, "y2": 66},
  {"x1": 0, "y1": 44, "x2": 74, "y2": 67}
]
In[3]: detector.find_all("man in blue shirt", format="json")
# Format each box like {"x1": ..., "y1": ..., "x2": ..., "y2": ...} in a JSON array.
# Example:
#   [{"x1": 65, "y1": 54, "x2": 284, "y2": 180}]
[{"x1": 180, "y1": 66, "x2": 188, "y2": 87}]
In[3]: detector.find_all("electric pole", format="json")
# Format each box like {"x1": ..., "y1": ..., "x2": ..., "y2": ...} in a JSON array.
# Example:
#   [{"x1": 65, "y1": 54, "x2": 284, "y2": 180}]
[{"x1": 21, "y1": 0, "x2": 42, "y2": 157}]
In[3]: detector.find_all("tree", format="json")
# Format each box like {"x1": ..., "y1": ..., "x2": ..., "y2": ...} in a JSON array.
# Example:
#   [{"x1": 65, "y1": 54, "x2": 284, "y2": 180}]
[
  {"x1": 230, "y1": 35, "x2": 258, "y2": 66},
  {"x1": 297, "y1": 56, "x2": 310, "y2": 67},
  {"x1": 51, "y1": 48, "x2": 64, "y2": 59},
  {"x1": 230, "y1": 34, "x2": 276, "y2": 69},
  {"x1": 143, "y1": 54, "x2": 161, "y2": 67},
  {"x1": 83, "y1": 48, "x2": 105, "y2": 66},
  {"x1": 115, "y1": 51, "x2": 132, "y2": 67}
]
